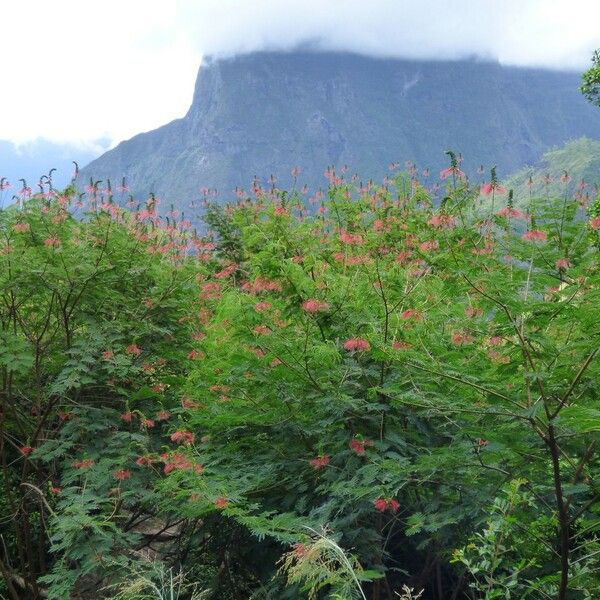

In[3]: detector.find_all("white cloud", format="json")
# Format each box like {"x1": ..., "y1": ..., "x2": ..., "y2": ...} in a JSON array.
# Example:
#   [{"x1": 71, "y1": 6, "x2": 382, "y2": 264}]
[{"x1": 1, "y1": 0, "x2": 599, "y2": 147}]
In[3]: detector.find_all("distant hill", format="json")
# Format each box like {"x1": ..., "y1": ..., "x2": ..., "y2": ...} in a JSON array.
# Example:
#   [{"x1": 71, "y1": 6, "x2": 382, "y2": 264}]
[
  {"x1": 505, "y1": 137, "x2": 600, "y2": 205},
  {"x1": 79, "y1": 51, "x2": 600, "y2": 207}
]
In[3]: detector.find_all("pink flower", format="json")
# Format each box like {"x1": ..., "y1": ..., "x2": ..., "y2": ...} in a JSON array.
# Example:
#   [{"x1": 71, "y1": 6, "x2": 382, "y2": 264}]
[
  {"x1": 396, "y1": 251, "x2": 413, "y2": 264},
  {"x1": 254, "y1": 301, "x2": 272, "y2": 312},
  {"x1": 374, "y1": 498, "x2": 388, "y2": 512},
  {"x1": 343, "y1": 338, "x2": 371, "y2": 352},
  {"x1": 349, "y1": 438, "x2": 373, "y2": 456},
  {"x1": 440, "y1": 167, "x2": 465, "y2": 180},
  {"x1": 419, "y1": 240, "x2": 439, "y2": 252},
  {"x1": 400, "y1": 309, "x2": 423, "y2": 322},
  {"x1": 120, "y1": 411, "x2": 134, "y2": 423},
  {"x1": 496, "y1": 207, "x2": 526, "y2": 220},
  {"x1": 214, "y1": 496, "x2": 229, "y2": 509},
  {"x1": 555, "y1": 258, "x2": 571, "y2": 269},
  {"x1": 12, "y1": 222, "x2": 30, "y2": 233},
  {"x1": 428, "y1": 215, "x2": 456, "y2": 229},
  {"x1": 44, "y1": 237, "x2": 60, "y2": 248},
  {"x1": 170, "y1": 430, "x2": 195, "y2": 446},
  {"x1": 253, "y1": 325, "x2": 271, "y2": 335},
  {"x1": 136, "y1": 455, "x2": 153, "y2": 466},
  {"x1": 590, "y1": 217, "x2": 600, "y2": 230},
  {"x1": 114, "y1": 469, "x2": 131, "y2": 481},
  {"x1": 374, "y1": 498, "x2": 400, "y2": 513},
  {"x1": 156, "y1": 410, "x2": 171, "y2": 421},
  {"x1": 309, "y1": 455, "x2": 331, "y2": 470},
  {"x1": 480, "y1": 182, "x2": 507, "y2": 195},
  {"x1": 181, "y1": 396, "x2": 199, "y2": 409},
  {"x1": 392, "y1": 341, "x2": 412, "y2": 350},
  {"x1": 522, "y1": 230, "x2": 547, "y2": 242},
  {"x1": 339, "y1": 230, "x2": 364, "y2": 245},
  {"x1": 125, "y1": 344, "x2": 142, "y2": 356},
  {"x1": 140, "y1": 417, "x2": 155, "y2": 429},
  {"x1": 20, "y1": 446, "x2": 34, "y2": 456},
  {"x1": 465, "y1": 306, "x2": 482, "y2": 319},
  {"x1": 451, "y1": 331, "x2": 474, "y2": 346},
  {"x1": 102, "y1": 350, "x2": 114, "y2": 361},
  {"x1": 302, "y1": 299, "x2": 329, "y2": 313},
  {"x1": 73, "y1": 459, "x2": 94, "y2": 469}
]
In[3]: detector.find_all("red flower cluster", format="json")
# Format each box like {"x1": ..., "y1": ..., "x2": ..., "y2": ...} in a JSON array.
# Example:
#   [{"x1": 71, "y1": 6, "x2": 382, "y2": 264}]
[
  {"x1": 374, "y1": 497, "x2": 400, "y2": 513},
  {"x1": 522, "y1": 230, "x2": 547, "y2": 242},
  {"x1": 349, "y1": 438, "x2": 373, "y2": 456},
  {"x1": 309, "y1": 455, "x2": 331, "y2": 470},
  {"x1": 343, "y1": 338, "x2": 370, "y2": 352},
  {"x1": 113, "y1": 469, "x2": 131, "y2": 481},
  {"x1": 170, "y1": 430, "x2": 195, "y2": 446},
  {"x1": 301, "y1": 299, "x2": 329, "y2": 313}
]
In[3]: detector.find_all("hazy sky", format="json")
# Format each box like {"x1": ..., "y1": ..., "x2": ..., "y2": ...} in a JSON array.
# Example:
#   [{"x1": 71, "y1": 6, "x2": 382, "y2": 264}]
[{"x1": 1, "y1": 0, "x2": 599, "y2": 148}]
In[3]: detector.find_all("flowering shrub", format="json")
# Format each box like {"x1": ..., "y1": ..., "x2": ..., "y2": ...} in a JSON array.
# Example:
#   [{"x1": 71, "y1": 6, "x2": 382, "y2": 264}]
[{"x1": 1, "y1": 162, "x2": 599, "y2": 599}]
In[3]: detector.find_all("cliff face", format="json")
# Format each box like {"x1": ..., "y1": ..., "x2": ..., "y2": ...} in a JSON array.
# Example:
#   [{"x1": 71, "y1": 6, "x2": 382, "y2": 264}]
[{"x1": 79, "y1": 51, "x2": 600, "y2": 205}]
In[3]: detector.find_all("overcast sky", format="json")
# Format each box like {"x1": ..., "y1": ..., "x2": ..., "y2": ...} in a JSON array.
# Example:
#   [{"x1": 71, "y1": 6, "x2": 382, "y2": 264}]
[{"x1": 1, "y1": 0, "x2": 599, "y2": 149}]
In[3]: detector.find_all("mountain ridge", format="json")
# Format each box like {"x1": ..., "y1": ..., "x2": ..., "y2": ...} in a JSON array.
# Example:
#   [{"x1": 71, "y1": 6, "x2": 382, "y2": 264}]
[{"x1": 78, "y1": 51, "x2": 600, "y2": 206}]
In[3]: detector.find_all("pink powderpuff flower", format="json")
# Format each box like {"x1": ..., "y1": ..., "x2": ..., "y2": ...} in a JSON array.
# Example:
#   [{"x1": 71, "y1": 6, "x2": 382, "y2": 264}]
[
  {"x1": 522, "y1": 230, "x2": 547, "y2": 242},
  {"x1": 302, "y1": 299, "x2": 329, "y2": 313},
  {"x1": 170, "y1": 430, "x2": 195, "y2": 446},
  {"x1": 374, "y1": 497, "x2": 400, "y2": 513},
  {"x1": 181, "y1": 396, "x2": 199, "y2": 409},
  {"x1": 496, "y1": 207, "x2": 526, "y2": 220},
  {"x1": 440, "y1": 167, "x2": 465, "y2": 180},
  {"x1": 12, "y1": 222, "x2": 30, "y2": 233},
  {"x1": 44, "y1": 237, "x2": 61, "y2": 248},
  {"x1": 344, "y1": 338, "x2": 371, "y2": 352},
  {"x1": 451, "y1": 331, "x2": 474, "y2": 346},
  {"x1": 392, "y1": 341, "x2": 412, "y2": 350},
  {"x1": 555, "y1": 258, "x2": 571, "y2": 269},
  {"x1": 156, "y1": 410, "x2": 171, "y2": 421},
  {"x1": 140, "y1": 417, "x2": 155, "y2": 429},
  {"x1": 136, "y1": 455, "x2": 153, "y2": 466},
  {"x1": 309, "y1": 455, "x2": 331, "y2": 470},
  {"x1": 113, "y1": 469, "x2": 131, "y2": 481},
  {"x1": 188, "y1": 350, "x2": 205, "y2": 360},
  {"x1": 480, "y1": 182, "x2": 507, "y2": 196},
  {"x1": 125, "y1": 344, "x2": 142, "y2": 356},
  {"x1": 20, "y1": 446, "x2": 34, "y2": 456},
  {"x1": 214, "y1": 496, "x2": 229, "y2": 509},
  {"x1": 102, "y1": 350, "x2": 114, "y2": 361},
  {"x1": 339, "y1": 230, "x2": 364, "y2": 245},
  {"x1": 419, "y1": 240, "x2": 439, "y2": 252},
  {"x1": 590, "y1": 217, "x2": 600, "y2": 230},
  {"x1": 120, "y1": 411, "x2": 134, "y2": 423},
  {"x1": 396, "y1": 250, "x2": 413, "y2": 264},
  {"x1": 254, "y1": 301, "x2": 272, "y2": 312},
  {"x1": 349, "y1": 438, "x2": 373, "y2": 456},
  {"x1": 465, "y1": 306, "x2": 483, "y2": 319},
  {"x1": 428, "y1": 215, "x2": 456, "y2": 229},
  {"x1": 400, "y1": 309, "x2": 422, "y2": 322},
  {"x1": 73, "y1": 459, "x2": 94, "y2": 469},
  {"x1": 253, "y1": 325, "x2": 271, "y2": 336}
]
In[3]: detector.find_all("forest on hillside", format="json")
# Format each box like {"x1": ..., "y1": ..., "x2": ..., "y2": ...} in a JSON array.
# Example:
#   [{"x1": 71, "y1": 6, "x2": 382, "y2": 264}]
[{"x1": 1, "y1": 150, "x2": 600, "y2": 599}]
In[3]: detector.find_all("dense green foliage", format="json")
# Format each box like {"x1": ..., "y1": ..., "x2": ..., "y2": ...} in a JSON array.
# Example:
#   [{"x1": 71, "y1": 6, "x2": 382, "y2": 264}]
[
  {"x1": 581, "y1": 50, "x2": 600, "y2": 107},
  {"x1": 1, "y1": 164, "x2": 600, "y2": 599}
]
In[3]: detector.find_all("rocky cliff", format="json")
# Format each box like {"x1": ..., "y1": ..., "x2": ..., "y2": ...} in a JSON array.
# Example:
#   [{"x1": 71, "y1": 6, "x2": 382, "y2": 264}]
[{"x1": 79, "y1": 51, "x2": 600, "y2": 205}]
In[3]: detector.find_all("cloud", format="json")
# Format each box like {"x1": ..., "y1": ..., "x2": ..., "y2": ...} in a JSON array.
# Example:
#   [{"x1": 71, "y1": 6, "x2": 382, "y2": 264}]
[
  {"x1": 177, "y1": 0, "x2": 599, "y2": 68},
  {"x1": 1, "y1": 0, "x2": 598, "y2": 147}
]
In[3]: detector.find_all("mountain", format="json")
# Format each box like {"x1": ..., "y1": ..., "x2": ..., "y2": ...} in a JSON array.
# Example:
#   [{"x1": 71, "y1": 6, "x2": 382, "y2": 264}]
[
  {"x1": 0, "y1": 139, "x2": 106, "y2": 202},
  {"x1": 505, "y1": 137, "x2": 600, "y2": 203},
  {"x1": 78, "y1": 51, "x2": 600, "y2": 207}
]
